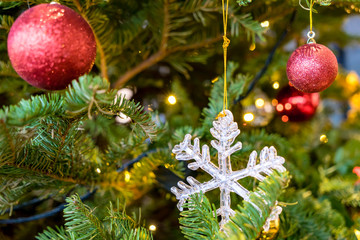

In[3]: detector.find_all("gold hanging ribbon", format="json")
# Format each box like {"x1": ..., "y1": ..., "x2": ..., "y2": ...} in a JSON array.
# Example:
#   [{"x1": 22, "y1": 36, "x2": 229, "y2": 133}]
[
  {"x1": 309, "y1": 0, "x2": 314, "y2": 32},
  {"x1": 217, "y1": 0, "x2": 230, "y2": 119}
]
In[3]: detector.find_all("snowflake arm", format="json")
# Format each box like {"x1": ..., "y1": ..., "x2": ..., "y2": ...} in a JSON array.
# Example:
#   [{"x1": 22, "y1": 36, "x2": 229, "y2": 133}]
[
  {"x1": 171, "y1": 178, "x2": 218, "y2": 211},
  {"x1": 231, "y1": 146, "x2": 286, "y2": 182},
  {"x1": 172, "y1": 134, "x2": 219, "y2": 177}
]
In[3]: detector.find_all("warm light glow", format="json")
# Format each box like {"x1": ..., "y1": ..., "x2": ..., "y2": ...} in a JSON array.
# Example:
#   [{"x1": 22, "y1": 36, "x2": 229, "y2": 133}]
[
  {"x1": 260, "y1": 20, "x2": 270, "y2": 28},
  {"x1": 354, "y1": 229, "x2": 360, "y2": 239},
  {"x1": 273, "y1": 82, "x2": 280, "y2": 89},
  {"x1": 272, "y1": 99, "x2": 278, "y2": 106},
  {"x1": 96, "y1": 168, "x2": 101, "y2": 174},
  {"x1": 255, "y1": 98, "x2": 265, "y2": 108},
  {"x1": 276, "y1": 104, "x2": 284, "y2": 112},
  {"x1": 281, "y1": 115, "x2": 289, "y2": 122},
  {"x1": 149, "y1": 225, "x2": 157, "y2": 231},
  {"x1": 249, "y1": 43, "x2": 256, "y2": 51},
  {"x1": 243, "y1": 113, "x2": 254, "y2": 122},
  {"x1": 320, "y1": 134, "x2": 328, "y2": 143},
  {"x1": 124, "y1": 171, "x2": 131, "y2": 182},
  {"x1": 346, "y1": 71, "x2": 359, "y2": 86},
  {"x1": 168, "y1": 95, "x2": 177, "y2": 105},
  {"x1": 285, "y1": 103, "x2": 292, "y2": 110}
]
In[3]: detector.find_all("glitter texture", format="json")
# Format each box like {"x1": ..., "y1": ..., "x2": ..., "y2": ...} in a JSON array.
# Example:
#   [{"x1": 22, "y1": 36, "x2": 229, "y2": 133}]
[
  {"x1": 7, "y1": 3, "x2": 97, "y2": 90},
  {"x1": 171, "y1": 110, "x2": 286, "y2": 228},
  {"x1": 276, "y1": 85, "x2": 319, "y2": 122},
  {"x1": 286, "y1": 43, "x2": 338, "y2": 93}
]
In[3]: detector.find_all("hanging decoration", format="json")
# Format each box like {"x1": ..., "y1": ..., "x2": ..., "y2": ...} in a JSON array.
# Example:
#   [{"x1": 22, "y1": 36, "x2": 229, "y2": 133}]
[
  {"x1": 7, "y1": 2, "x2": 97, "y2": 90},
  {"x1": 170, "y1": 0, "x2": 287, "y2": 230},
  {"x1": 286, "y1": 0, "x2": 338, "y2": 93},
  {"x1": 275, "y1": 85, "x2": 319, "y2": 122},
  {"x1": 171, "y1": 110, "x2": 287, "y2": 227}
]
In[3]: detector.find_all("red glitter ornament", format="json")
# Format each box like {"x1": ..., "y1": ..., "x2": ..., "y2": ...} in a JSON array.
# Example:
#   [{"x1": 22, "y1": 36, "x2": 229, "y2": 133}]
[
  {"x1": 276, "y1": 85, "x2": 319, "y2": 122},
  {"x1": 7, "y1": 3, "x2": 97, "y2": 90},
  {"x1": 286, "y1": 43, "x2": 338, "y2": 93}
]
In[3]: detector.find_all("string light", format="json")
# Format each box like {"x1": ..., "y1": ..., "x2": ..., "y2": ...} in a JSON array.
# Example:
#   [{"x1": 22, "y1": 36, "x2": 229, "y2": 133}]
[
  {"x1": 272, "y1": 99, "x2": 278, "y2": 106},
  {"x1": 124, "y1": 171, "x2": 131, "y2": 182},
  {"x1": 167, "y1": 95, "x2": 177, "y2": 105},
  {"x1": 346, "y1": 71, "x2": 359, "y2": 87},
  {"x1": 255, "y1": 98, "x2": 265, "y2": 108},
  {"x1": 243, "y1": 113, "x2": 254, "y2": 122},
  {"x1": 249, "y1": 43, "x2": 256, "y2": 51},
  {"x1": 273, "y1": 82, "x2": 280, "y2": 89},
  {"x1": 285, "y1": 103, "x2": 292, "y2": 110},
  {"x1": 260, "y1": 20, "x2": 270, "y2": 28},
  {"x1": 276, "y1": 104, "x2": 284, "y2": 112},
  {"x1": 281, "y1": 115, "x2": 289, "y2": 122},
  {"x1": 320, "y1": 134, "x2": 328, "y2": 143},
  {"x1": 149, "y1": 225, "x2": 157, "y2": 231},
  {"x1": 96, "y1": 168, "x2": 101, "y2": 174}
]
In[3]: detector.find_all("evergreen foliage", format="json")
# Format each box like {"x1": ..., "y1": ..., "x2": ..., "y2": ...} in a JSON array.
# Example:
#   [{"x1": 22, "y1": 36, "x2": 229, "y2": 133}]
[
  {"x1": 0, "y1": 0, "x2": 360, "y2": 239},
  {"x1": 178, "y1": 171, "x2": 289, "y2": 240},
  {"x1": 36, "y1": 194, "x2": 153, "y2": 240}
]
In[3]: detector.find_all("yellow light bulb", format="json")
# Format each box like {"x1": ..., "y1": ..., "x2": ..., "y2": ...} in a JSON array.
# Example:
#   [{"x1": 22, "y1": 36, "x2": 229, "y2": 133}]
[
  {"x1": 255, "y1": 98, "x2": 265, "y2": 108},
  {"x1": 124, "y1": 171, "x2": 131, "y2": 182},
  {"x1": 273, "y1": 82, "x2": 280, "y2": 89},
  {"x1": 346, "y1": 71, "x2": 359, "y2": 87},
  {"x1": 320, "y1": 134, "x2": 328, "y2": 143},
  {"x1": 168, "y1": 95, "x2": 177, "y2": 105},
  {"x1": 243, "y1": 113, "x2": 254, "y2": 122},
  {"x1": 149, "y1": 225, "x2": 157, "y2": 231},
  {"x1": 249, "y1": 43, "x2": 256, "y2": 51},
  {"x1": 260, "y1": 20, "x2": 269, "y2": 28}
]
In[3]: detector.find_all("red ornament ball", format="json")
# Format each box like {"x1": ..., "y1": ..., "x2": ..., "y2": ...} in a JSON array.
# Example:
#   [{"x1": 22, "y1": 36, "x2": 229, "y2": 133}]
[
  {"x1": 275, "y1": 85, "x2": 320, "y2": 122},
  {"x1": 286, "y1": 43, "x2": 338, "y2": 93},
  {"x1": 7, "y1": 3, "x2": 97, "y2": 90}
]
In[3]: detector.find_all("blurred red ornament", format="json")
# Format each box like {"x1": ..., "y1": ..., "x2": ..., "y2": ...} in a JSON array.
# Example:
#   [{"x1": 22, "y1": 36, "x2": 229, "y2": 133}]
[
  {"x1": 276, "y1": 85, "x2": 320, "y2": 122},
  {"x1": 353, "y1": 167, "x2": 360, "y2": 185},
  {"x1": 286, "y1": 43, "x2": 338, "y2": 93},
  {"x1": 7, "y1": 3, "x2": 97, "y2": 90},
  {"x1": 353, "y1": 167, "x2": 360, "y2": 178}
]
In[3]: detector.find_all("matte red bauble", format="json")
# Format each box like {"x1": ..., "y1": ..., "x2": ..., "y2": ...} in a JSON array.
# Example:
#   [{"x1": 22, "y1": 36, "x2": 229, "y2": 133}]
[
  {"x1": 7, "y1": 3, "x2": 97, "y2": 90},
  {"x1": 276, "y1": 85, "x2": 319, "y2": 122},
  {"x1": 286, "y1": 43, "x2": 338, "y2": 93}
]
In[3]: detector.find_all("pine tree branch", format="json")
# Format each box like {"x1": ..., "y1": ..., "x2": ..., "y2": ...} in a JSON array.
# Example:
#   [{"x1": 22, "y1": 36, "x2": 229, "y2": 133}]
[
  {"x1": 0, "y1": 149, "x2": 156, "y2": 224},
  {"x1": 3, "y1": 163, "x2": 79, "y2": 184},
  {"x1": 160, "y1": 0, "x2": 170, "y2": 50},
  {"x1": 72, "y1": 0, "x2": 109, "y2": 81},
  {"x1": 0, "y1": 120, "x2": 16, "y2": 163},
  {"x1": 112, "y1": 35, "x2": 222, "y2": 88}
]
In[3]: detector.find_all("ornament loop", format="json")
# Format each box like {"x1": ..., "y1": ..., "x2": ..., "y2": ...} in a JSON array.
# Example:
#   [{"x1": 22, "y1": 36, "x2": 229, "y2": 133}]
[
  {"x1": 307, "y1": 31, "x2": 316, "y2": 44},
  {"x1": 307, "y1": 31, "x2": 315, "y2": 39}
]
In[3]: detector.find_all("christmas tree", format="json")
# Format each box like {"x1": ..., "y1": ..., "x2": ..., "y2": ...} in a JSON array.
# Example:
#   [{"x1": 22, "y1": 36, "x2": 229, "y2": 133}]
[{"x1": 1, "y1": 0, "x2": 360, "y2": 239}]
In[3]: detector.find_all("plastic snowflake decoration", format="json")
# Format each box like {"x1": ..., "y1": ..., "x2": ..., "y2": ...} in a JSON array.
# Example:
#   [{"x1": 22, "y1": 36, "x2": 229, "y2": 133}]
[{"x1": 171, "y1": 110, "x2": 286, "y2": 227}]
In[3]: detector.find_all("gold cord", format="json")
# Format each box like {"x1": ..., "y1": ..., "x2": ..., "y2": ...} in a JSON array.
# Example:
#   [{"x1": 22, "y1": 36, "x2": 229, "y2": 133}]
[
  {"x1": 217, "y1": 0, "x2": 230, "y2": 118},
  {"x1": 309, "y1": 0, "x2": 314, "y2": 32}
]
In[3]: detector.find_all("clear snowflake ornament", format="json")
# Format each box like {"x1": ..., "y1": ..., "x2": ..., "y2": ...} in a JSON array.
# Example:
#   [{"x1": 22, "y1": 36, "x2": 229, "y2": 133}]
[{"x1": 171, "y1": 110, "x2": 286, "y2": 227}]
